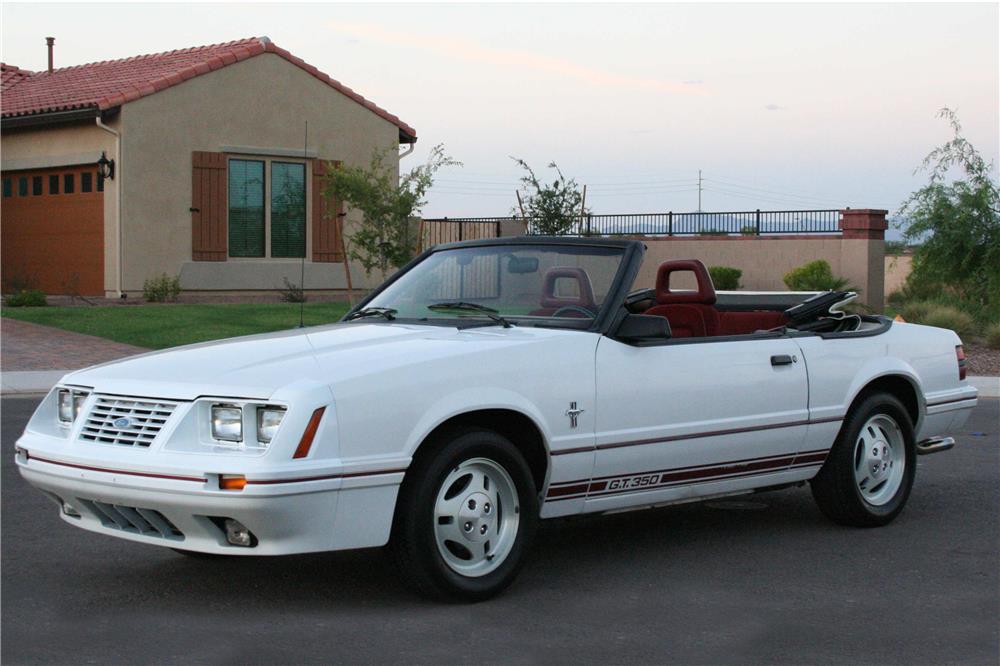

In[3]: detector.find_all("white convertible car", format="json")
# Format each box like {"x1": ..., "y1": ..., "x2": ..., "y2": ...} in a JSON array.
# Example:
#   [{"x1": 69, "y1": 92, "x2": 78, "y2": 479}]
[{"x1": 17, "y1": 237, "x2": 977, "y2": 600}]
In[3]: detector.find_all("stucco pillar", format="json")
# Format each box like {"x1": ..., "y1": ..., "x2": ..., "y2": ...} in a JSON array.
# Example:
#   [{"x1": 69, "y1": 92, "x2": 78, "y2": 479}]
[
  {"x1": 499, "y1": 219, "x2": 527, "y2": 237},
  {"x1": 839, "y1": 209, "x2": 887, "y2": 312}
]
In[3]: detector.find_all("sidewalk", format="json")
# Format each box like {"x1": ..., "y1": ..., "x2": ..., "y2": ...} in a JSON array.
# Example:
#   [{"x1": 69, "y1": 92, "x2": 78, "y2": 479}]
[{"x1": 1, "y1": 319, "x2": 148, "y2": 394}]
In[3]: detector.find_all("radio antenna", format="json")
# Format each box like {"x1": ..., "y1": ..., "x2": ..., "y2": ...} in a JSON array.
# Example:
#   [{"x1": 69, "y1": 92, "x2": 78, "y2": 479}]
[{"x1": 298, "y1": 120, "x2": 308, "y2": 328}]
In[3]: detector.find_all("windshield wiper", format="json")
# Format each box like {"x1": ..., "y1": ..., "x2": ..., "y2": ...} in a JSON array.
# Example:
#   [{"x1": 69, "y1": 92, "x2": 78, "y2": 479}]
[
  {"x1": 345, "y1": 307, "x2": 397, "y2": 322},
  {"x1": 427, "y1": 301, "x2": 513, "y2": 328}
]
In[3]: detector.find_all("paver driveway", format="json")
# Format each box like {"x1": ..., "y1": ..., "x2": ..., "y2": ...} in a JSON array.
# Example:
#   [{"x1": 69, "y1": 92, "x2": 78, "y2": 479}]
[{"x1": 1, "y1": 318, "x2": 148, "y2": 371}]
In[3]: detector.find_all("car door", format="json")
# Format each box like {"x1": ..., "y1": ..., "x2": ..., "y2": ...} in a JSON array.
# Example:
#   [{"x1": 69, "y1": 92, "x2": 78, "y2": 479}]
[{"x1": 587, "y1": 334, "x2": 810, "y2": 511}]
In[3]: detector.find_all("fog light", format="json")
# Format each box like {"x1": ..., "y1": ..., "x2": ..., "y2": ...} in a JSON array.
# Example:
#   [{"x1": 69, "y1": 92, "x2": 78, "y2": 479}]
[
  {"x1": 62, "y1": 502, "x2": 81, "y2": 518},
  {"x1": 224, "y1": 518, "x2": 254, "y2": 547}
]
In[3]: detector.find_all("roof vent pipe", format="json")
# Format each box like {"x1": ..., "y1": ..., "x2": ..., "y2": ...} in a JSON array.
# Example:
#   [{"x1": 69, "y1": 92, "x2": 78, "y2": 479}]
[{"x1": 45, "y1": 37, "x2": 54, "y2": 73}]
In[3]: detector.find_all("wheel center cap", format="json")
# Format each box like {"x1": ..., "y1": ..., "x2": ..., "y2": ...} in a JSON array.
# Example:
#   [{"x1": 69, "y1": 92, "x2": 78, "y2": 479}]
[{"x1": 458, "y1": 491, "x2": 493, "y2": 543}]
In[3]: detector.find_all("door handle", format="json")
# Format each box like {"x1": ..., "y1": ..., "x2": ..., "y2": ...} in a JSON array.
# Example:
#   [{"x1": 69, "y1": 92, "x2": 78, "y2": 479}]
[{"x1": 771, "y1": 354, "x2": 795, "y2": 366}]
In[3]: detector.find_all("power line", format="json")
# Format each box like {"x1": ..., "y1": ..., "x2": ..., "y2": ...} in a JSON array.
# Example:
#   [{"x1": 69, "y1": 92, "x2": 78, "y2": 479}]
[
  {"x1": 705, "y1": 174, "x2": 847, "y2": 205},
  {"x1": 702, "y1": 186, "x2": 846, "y2": 208}
]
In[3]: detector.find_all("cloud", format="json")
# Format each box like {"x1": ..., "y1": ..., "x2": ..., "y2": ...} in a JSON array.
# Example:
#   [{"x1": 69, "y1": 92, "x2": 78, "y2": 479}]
[
  {"x1": 328, "y1": 20, "x2": 705, "y2": 96},
  {"x1": 683, "y1": 79, "x2": 704, "y2": 85},
  {"x1": 764, "y1": 103, "x2": 785, "y2": 111}
]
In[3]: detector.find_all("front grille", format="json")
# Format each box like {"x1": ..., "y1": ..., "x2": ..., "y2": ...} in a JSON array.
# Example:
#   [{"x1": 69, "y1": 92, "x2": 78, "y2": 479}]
[
  {"x1": 78, "y1": 499, "x2": 184, "y2": 540},
  {"x1": 81, "y1": 396, "x2": 177, "y2": 447}
]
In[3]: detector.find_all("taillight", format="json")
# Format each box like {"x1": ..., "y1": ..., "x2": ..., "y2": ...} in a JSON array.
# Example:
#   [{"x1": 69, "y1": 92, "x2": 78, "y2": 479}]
[{"x1": 956, "y1": 345, "x2": 966, "y2": 381}]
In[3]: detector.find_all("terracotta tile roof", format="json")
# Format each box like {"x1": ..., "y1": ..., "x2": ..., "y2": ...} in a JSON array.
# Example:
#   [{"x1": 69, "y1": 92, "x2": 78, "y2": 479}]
[
  {"x1": 0, "y1": 37, "x2": 416, "y2": 141},
  {"x1": 1, "y1": 63, "x2": 33, "y2": 92}
]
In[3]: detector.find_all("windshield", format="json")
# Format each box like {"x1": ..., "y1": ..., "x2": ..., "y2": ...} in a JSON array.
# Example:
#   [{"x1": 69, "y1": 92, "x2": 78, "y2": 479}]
[{"x1": 359, "y1": 244, "x2": 628, "y2": 327}]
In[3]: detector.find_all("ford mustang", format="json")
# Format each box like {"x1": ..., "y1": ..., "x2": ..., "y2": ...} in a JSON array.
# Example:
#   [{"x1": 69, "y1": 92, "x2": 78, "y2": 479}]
[{"x1": 15, "y1": 237, "x2": 977, "y2": 600}]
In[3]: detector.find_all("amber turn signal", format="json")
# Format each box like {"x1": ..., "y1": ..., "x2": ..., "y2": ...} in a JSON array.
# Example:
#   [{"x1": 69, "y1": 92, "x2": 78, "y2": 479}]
[
  {"x1": 293, "y1": 407, "x2": 326, "y2": 459},
  {"x1": 219, "y1": 475, "x2": 247, "y2": 491}
]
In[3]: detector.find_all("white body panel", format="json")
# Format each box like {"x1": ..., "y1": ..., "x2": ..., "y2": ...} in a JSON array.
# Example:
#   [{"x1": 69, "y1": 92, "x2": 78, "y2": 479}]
[{"x1": 16, "y1": 315, "x2": 977, "y2": 555}]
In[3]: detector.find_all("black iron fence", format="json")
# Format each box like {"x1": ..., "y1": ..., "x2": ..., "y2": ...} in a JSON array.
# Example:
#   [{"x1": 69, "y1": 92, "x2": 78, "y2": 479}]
[
  {"x1": 421, "y1": 209, "x2": 842, "y2": 244},
  {"x1": 419, "y1": 217, "x2": 504, "y2": 248}
]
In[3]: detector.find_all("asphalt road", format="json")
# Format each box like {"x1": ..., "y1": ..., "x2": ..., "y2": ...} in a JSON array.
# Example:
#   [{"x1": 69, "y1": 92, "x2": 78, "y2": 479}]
[{"x1": 3, "y1": 396, "x2": 997, "y2": 665}]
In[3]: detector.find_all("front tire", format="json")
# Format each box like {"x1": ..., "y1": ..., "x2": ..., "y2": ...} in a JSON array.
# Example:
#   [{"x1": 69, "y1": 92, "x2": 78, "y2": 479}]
[
  {"x1": 389, "y1": 428, "x2": 539, "y2": 602},
  {"x1": 811, "y1": 392, "x2": 916, "y2": 527}
]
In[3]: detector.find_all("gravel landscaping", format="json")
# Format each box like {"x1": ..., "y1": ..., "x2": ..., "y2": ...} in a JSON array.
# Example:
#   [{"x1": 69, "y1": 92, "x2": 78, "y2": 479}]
[{"x1": 964, "y1": 343, "x2": 1000, "y2": 376}]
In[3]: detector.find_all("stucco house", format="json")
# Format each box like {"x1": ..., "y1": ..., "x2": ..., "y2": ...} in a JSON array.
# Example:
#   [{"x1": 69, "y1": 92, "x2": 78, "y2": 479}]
[{"x1": 1, "y1": 36, "x2": 416, "y2": 297}]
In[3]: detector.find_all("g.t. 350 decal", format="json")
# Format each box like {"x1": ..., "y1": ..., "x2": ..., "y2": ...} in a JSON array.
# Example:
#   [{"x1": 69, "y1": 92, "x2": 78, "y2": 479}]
[{"x1": 607, "y1": 474, "x2": 660, "y2": 490}]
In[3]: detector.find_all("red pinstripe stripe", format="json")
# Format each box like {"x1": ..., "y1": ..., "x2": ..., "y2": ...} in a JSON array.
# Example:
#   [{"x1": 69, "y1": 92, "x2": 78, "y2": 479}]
[
  {"x1": 551, "y1": 417, "x2": 843, "y2": 456},
  {"x1": 25, "y1": 453, "x2": 206, "y2": 484},
  {"x1": 245, "y1": 468, "x2": 407, "y2": 485}
]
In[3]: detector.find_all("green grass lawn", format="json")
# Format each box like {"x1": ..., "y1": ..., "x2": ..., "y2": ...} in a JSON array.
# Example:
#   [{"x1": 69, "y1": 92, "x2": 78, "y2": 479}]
[{"x1": 2, "y1": 301, "x2": 352, "y2": 349}]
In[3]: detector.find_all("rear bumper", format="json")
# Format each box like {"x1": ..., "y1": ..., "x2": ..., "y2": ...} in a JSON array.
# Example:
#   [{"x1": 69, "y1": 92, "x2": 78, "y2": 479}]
[{"x1": 15, "y1": 449, "x2": 403, "y2": 556}]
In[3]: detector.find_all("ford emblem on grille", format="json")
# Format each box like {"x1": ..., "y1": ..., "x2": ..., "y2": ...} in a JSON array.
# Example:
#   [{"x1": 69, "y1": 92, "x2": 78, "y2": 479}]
[{"x1": 112, "y1": 417, "x2": 133, "y2": 429}]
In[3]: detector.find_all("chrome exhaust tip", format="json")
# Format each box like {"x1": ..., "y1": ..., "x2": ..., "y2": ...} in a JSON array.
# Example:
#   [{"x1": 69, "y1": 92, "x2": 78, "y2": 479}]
[{"x1": 916, "y1": 436, "x2": 955, "y2": 455}]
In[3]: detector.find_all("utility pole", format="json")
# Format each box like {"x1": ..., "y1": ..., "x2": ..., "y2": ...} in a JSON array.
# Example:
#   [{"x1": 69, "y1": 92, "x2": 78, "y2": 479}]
[{"x1": 697, "y1": 169, "x2": 703, "y2": 212}]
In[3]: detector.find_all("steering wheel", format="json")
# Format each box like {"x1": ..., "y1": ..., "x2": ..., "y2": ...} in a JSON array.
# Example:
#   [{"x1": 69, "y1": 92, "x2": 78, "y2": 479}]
[{"x1": 551, "y1": 305, "x2": 596, "y2": 318}]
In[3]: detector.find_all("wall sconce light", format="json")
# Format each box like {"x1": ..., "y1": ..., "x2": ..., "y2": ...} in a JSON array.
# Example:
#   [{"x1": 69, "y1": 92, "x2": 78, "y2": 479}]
[{"x1": 97, "y1": 151, "x2": 115, "y2": 181}]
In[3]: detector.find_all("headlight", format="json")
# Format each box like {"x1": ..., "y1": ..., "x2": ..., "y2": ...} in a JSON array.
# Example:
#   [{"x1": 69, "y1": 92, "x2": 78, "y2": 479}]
[
  {"x1": 73, "y1": 392, "x2": 87, "y2": 419},
  {"x1": 211, "y1": 404, "x2": 243, "y2": 442},
  {"x1": 57, "y1": 389, "x2": 74, "y2": 424},
  {"x1": 256, "y1": 407, "x2": 286, "y2": 444},
  {"x1": 57, "y1": 388, "x2": 89, "y2": 425}
]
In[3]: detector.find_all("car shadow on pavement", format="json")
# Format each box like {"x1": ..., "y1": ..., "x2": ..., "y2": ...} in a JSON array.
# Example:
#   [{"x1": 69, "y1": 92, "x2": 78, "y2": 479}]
[{"x1": 81, "y1": 485, "x2": 830, "y2": 610}]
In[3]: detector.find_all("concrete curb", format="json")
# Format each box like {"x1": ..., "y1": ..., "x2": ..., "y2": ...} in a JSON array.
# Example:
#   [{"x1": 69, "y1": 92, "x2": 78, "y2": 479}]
[
  {"x1": 1, "y1": 370, "x2": 70, "y2": 395},
  {"x1": 2, "y1": 369, "x2": 998, "y2": 398},
  {"x1": 968, "y1": 375, "x2": 1000, "y2": 398}
]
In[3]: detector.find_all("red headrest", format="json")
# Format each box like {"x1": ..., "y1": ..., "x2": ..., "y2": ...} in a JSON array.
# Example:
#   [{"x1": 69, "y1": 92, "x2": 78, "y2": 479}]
[
  {"x1": 540, "y1": 267, "x2": 597, "y2": 309},
  {"x1": 655, "y1": 260, "x2": 717, "y2": 305}
]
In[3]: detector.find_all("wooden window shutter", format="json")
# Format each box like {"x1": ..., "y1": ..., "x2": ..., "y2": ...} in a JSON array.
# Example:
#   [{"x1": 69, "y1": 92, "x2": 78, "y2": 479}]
[
  {"x1": 191, "y1": 151, "x2": 228, "y2": 261},
  {"x1": 312, "y1": 159, "x2": 344, "y2": 263}
]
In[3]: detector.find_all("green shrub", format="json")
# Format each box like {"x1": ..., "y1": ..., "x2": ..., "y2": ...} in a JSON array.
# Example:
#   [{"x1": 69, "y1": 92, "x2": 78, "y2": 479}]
[
  {"x1": 985, "y1": 323, "x2": 1000, "y2": 350},
  {"x1": 898, "y1": 300, "x2": 934, "y2": 324},
  {"x1": 709, "y1": 266, "x2": 742, "y2": 290},
  {"x1": 920, "y1": 306, "x2": 976, "y2": 338},
  {"x1": 4, "y1": 289, "x2": 47, "y2": 307},
  {"x1": 142, "y1": 273, "x2": 181, "y2": 303},
  {"x1": 280, "y1": 277, "x2": 307, "y2": 303},
  {"x1": 783, "y1": 260, "x2": 855, "y2": 292},
  {"x1": 739, "y1": 224, "x2": 758, "y2": 236}
]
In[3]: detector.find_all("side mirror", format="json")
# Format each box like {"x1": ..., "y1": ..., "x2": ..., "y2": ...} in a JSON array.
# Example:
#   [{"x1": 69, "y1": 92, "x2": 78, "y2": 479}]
[{"x1": 615, "y1": 313, "x2": 671, "y2": 342}]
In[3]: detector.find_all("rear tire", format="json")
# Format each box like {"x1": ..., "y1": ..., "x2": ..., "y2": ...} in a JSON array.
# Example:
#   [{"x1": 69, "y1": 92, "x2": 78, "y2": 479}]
[
  {"x1": 389, "y1": 427, "x2": 539, "y2": 602},
  {"x1": 811, "y1": 391, "x2": 916, "y2": 527}
]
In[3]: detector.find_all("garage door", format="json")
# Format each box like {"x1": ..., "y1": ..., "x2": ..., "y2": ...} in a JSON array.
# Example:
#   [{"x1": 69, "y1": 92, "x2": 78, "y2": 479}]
[{"x1": 1, "y1": 165, "x2": 104, "y2": 296}]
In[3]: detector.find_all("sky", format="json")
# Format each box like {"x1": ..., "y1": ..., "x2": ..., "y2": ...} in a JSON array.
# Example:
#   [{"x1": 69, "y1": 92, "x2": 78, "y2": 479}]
[{"x1": 3, "y1": 2, "x2": 998, "y2": 234}]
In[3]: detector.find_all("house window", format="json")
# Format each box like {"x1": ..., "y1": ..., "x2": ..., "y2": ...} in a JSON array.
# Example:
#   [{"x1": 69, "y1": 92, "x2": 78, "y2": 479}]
[
  {"x1": 270, "y1": 162, "x2": 306, "y2": 258},
  {"x1": 227, "y1": 158, "x2": 308, "y2": 259},
  {"x1": 18, "y1": 177, "x2": 28, "y2": 196},
  {"x1": 49, "y1": 175, "x2": 59, "y2": 194},
  {"x1": 64, "y1": 174, "x2": 75, "y2": 194},
  {"x1": 2, "y1": 178, "x2": 11, "y2": 197},
  {"x1": 32, "y1": 176, "x2": 43, "y2": 196},
  {"x1": 96, "y1": 173, "x2": 104, "y2": 192},
  {"x1": 81, "y1": 172, "x2": 93, "y2": 193},
  {"x1": 228, "y1": 159, "x2": 266, "y2": 257}
]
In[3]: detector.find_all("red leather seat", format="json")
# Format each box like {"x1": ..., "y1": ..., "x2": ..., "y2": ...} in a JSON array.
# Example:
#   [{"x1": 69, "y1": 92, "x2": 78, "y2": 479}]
[
  {"x1": 644, "y1": 260, "x2": 719, "y2": 337},
  {"x1": 529, "y1": 267, "x2": 597, "y2": 317}
]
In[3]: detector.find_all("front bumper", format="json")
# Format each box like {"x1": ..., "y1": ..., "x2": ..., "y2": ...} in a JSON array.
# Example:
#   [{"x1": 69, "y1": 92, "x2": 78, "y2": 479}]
[{"x1": 16, "y1": 447, "x2": 405, "y2": 556}]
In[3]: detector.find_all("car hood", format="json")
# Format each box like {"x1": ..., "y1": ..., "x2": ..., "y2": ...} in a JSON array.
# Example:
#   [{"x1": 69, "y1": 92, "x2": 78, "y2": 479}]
[
  {"x1": 63, "y1": 323, "x2": 471, "y2": 400},
  {"x1": 61, "y1": 322, "x2": 573, "y2": 401}
]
